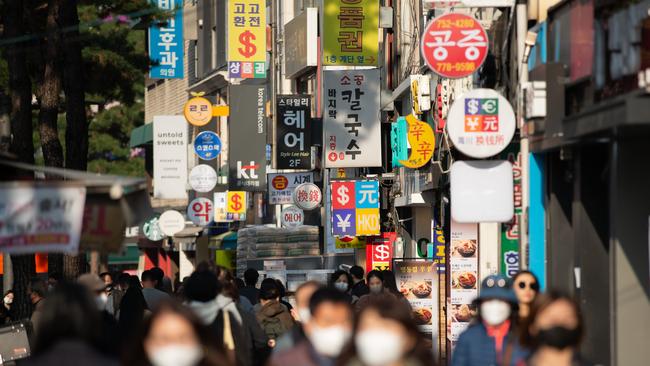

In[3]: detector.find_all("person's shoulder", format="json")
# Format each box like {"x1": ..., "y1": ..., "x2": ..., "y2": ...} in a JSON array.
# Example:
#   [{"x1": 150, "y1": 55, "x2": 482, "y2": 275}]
[{"x1": 270, "y1": 339, "x2": 311, "y2": 365}]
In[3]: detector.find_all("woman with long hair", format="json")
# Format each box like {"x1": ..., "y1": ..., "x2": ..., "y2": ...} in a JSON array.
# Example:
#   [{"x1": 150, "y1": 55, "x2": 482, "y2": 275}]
[
  {"x1": 338, "y1": 296, "x2": 435, "y2": 366},
  {"x1": 118, "y1": 275, "x2": 149, "y2": 352},
  {"x1": 512, "y1": 271, "x2": 540, "y2": 322}
]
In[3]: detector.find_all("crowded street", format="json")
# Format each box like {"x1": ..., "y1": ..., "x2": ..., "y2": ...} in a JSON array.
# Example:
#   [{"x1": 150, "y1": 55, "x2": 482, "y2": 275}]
[{"x1": 0, "y1": 0, "x2": 649, "y2": 365}]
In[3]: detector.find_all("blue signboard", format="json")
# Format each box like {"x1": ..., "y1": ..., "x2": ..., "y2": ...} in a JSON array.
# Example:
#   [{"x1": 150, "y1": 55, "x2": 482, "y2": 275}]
[
  {"x1": 194, "y1": 131, "x2": 222, "y2": 160},
  {"x1": 149, "y1": 0, "x2": 184, "y2": 79},
  {"x1": 390, "y1": 117, "x2": 408, "y2": 168}
]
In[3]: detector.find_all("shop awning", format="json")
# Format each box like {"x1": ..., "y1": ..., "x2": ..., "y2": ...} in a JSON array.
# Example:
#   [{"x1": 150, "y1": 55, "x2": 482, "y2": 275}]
[
  {"x1": 209, "y1": 230, "x2": 238, "y2": 250},
  {"x1": 108, "y1": 244, "x2": 141, "y2": 265},
  {"x1": 129, "y1": 123, "x2": 153, "y2": 148}
]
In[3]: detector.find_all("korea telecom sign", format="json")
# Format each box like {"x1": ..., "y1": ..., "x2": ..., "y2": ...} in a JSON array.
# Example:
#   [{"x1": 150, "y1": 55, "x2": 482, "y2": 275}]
[
  {"x1": 228, "y1": 0, "x2": 266, "y2": 79},
  {"x1": 149, "y1": 0, "x2": 184, "y2": 79},
  {"x1": 323, "y1": 0, "x2": 379, "y2": 66},
  {"x1": 331, "y1": 180, "x2": 380, "y2": 237}
]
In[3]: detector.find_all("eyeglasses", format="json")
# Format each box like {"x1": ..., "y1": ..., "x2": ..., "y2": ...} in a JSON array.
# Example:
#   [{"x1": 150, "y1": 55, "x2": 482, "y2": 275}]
[{"x1": 517, "y1": 281, "x2": 539, "y2": 291}]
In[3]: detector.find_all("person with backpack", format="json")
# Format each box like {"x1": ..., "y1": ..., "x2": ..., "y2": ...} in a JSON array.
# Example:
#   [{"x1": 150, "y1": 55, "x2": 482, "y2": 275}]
[{"x1": 255, "y1": 280, "x2": 295, "y2": 347}]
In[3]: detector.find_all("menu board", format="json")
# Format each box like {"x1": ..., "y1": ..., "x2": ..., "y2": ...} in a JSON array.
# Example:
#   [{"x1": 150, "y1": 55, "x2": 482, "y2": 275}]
[
  {"x1": 394, "y1": 260, "x2": 438, "y2": 349},
  {"x1": 449, "y1": 220, "x2": 479, "y2": 342}
]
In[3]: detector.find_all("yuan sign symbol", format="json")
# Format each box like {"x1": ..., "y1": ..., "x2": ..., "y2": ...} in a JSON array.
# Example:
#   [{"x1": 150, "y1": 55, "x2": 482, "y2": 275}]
[{"x1": 358, "y1": 184, "x2": 378, "y2": 205}]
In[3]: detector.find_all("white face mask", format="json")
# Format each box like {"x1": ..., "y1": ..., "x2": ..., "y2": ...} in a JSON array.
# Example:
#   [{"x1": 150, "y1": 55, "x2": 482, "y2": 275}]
[
  {"x1": 356, "y1": 330, "x2": 404, "y2": 366},
  {"x1": 96, "y1": 293, "x2": 109, "y2": 311},
  {"x1": 334, "y1": 282, "x2": 348, "y2": 292},
  {"x1": 369, "y1": 285, "x2": 383, "y2": 294},
  {"x1": 147, "y1": 344, "x2": 203, "y2": 366},
  {"x1": 3, "y1": 296, "x2": 12, "y2": 305},
  {"x1": 308, "y1": 325, "x2": 351, "y2": 357},
  {"x1": 298, "y1": 307, "x2": 311, "y2": 323},
  {"x1": 480, "y1": 300, "x2": 511, "y2": 326}
]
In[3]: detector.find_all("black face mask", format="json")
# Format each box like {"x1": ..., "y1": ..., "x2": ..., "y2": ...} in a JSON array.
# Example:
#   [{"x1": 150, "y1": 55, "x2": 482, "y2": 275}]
[{"x1": 535, "y1": 326, "x2": 581, "y2": 350}]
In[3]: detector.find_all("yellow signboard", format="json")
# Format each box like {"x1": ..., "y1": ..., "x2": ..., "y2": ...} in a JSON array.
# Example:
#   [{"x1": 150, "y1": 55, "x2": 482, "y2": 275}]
[
  {"x1": 399, "y1": 114, "x2": 435, "y2": 169},
  {"x1": 228, "y1": 0, "x2": 266, "y2": 79},
  {"x1": 335, "y1": 236, "x2": 365, "y2": 249},
  {"x1": 227, "y1": 191, "x2": 247, "y2": 214},
  {"x1": 323, "y1": 0, "x2": 379, "y2": 66}
]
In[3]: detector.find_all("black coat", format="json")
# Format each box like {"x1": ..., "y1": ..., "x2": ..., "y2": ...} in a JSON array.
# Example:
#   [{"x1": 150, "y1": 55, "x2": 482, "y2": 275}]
[
  {"x1": 351, "y1": 281, "x2": 369, "y2": 298},
  {"x1": 18, "y1": 340, "x2": 118, "y2": 366}
]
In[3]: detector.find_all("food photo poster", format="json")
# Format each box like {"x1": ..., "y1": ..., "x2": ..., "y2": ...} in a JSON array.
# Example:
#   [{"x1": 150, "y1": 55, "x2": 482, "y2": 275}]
[{"x1": 449, "y1": 220, "x2": 479, "y2": 342}]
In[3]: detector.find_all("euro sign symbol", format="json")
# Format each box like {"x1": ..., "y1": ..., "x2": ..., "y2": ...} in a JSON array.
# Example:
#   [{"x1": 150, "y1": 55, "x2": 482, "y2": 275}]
[
  {"x1": 336, "y1": 185, "x2": 350, "y2": 206},
  {"x1": 375, "y1": 245, "x2": 391, "y2": 261},
  {"x1": 467, "y1": 99, "x2": 480, "y2": 115},
  {"x1": 238, "y1": 31, "x2": 257, "y2": 58},
  {"x1": 230, "y1": 194, "x2": 242, "y2": 211}
]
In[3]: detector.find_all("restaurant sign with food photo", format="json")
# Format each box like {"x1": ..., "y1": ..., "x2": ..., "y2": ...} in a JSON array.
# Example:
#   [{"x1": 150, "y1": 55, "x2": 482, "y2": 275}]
[
  {"x1": 394, "y1": 260, "x2": 439, "y2": 345},
  {"x1": 449, "y1": 220, "x2": 479, "y2": 343}
]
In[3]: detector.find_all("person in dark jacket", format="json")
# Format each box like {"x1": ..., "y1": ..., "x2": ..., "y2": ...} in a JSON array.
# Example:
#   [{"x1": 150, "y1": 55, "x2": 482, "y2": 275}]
[
  {"x1": 273, "y1": 281, "x2": 321, "y2": 354},
  {"x1": 240, "y1": 268, "x2": 261, "y2": 305},
  {"x1": 77, "y1": 273, "x2": 120, "y2": 355},
  {"x1": 452, "y1": 274, "x2": 529, "y2": 366},
  {"x1": 330, "y1": 270, "x2": 355, "y2": 303},
  {"x1": 20, "y1": 282, "x2": 118, "y2": 366},
  {"x1": 255, "y1": 280, "x2": 295, "y2": 346},
  {"x1": 118, "y1": 276, "x2": 149, "y2": 352},
  {"x1": 1, "y1": 290, "x2": 14, "y2": 324},
  {"x1": 349, "y1": 266, "x2": 369, "y2": 299}
]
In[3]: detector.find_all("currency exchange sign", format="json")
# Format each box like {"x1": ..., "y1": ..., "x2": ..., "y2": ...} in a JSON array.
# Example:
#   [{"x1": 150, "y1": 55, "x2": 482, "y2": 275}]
[
  {"x1": 421, "y1": 13, "x2": 488, "y2": 79},
  {"x1": 330, "y1": 180, "x2": 380, "y2": 237},
  {"x1": 228, "y1": 0, "x2": 266, "y2": 79},
  {"x1": 323, "y1": 0, "x2": 379, "y2": 66},
  {"x1": 366, "y1": 232, "x2": 396, "y2": 272}
]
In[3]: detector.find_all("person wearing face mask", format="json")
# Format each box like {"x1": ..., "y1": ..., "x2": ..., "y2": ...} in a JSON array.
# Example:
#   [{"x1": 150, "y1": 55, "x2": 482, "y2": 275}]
[
  {"x1": 270, "y1": 287, "x2": 353, "y2": 366},
  {"x1": 355, "y1": 270, "x2": 397, "y2": 313},
  {"x1": 1, "y1": 290, "x2": 14, "y2": 324},
  {"x1": 331, "y1": 270, "x2": 355, "y2": 303},
  {"x1": 125, "y1": 300, "x2": 230, "y2": 366},
  {"x1": 78, "y1": 273, "x2": 119, "y2": 354},
  {"x1": 521, "y1": 292, "x2": 591, "y2": 366},
  {"x1": 339, "y1": 296, "x2": 435, "y2": 366},
  {"x1": 452, "y1": 274, "x2": 529, "y2": 366},
  {"x1": 274, "y1": 281, "x2": 322, "y2": 354},
  {"x1": 512, "y1": 271, "x2": 540, "y2": 323}
]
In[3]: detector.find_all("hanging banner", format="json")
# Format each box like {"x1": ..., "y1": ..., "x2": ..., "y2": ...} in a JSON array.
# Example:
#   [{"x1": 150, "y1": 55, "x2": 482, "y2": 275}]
[
  {"x1": 0, "y1": 185, "x2": 86, "y2": 254},
  {"x1": 500, "y1": 145, "x2": 522, "y2": 278},
  {"x1": 323, "y1": 0, "x2": 379, "y2": 66},
  {"x1": 149, "y1": 0, "x2": 184, "y2": 79},
  {"x1": 449, "y1": 220, "x2": 479, "y2": 342},
  {"x1": 394, "y1": 260, "x2": 439, "y2": 345},
  {"x1": 276, "y1": 95, "x2": 312, "y2": 169},
  {"x1": 227, "y1": 0, "x2": 266, "y2": 79},
  {"x1": 324, "y1": 69, "x2": 382, "y2": 168},
  {"x1": 153, "y1": 116, "x2": 188, "y2": 199},
  {"x1": 399, "y1": 114, "x2": 435, "y2": 169},
  {"x1": 421, "y1": 12, "x2": 488, "y2": 79},
  {"x1": 229, "y1": 84, "x2": 267, "y2": 191},
  {"x1": 391, "y1": 117, "x2": 408, "y2": 168},
  {"x1": 447, "y1": 88, "x2": 516, "y2": 159},
  {"x1": 366, "y1": 232, "x2": 396, "y2": 272},
  {"x1": 80, "y1": 198, "x2": 126, "y2": 253},
  {"x1": 268, "y1": 172, "x2": 314, "y2": 205},
  {"x1": 331, "y1": 180, "x2": 380, "y2": 237}
]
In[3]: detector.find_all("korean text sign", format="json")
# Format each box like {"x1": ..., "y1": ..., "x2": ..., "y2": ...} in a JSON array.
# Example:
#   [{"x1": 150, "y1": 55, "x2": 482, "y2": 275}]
[
  {"x1": 324, "y1": 69, "x2": 382, "y2": 168},
  {"x1": 268, "y1": 172, "x2": 314, "y2": 205},
  {"x1": 394, "y1": 260, "x2": 439, "y2": 338},
  {"x1": 331, "y1": 180, "x2": 380, "y2": 237},
  {"x1": 421, "y1": 13, "x2": 488, "y2": 79},
  {"x1": 323, "y1": 0, "x2": 379, "y2": 66},
  {"x1": 276, "y1": 95, "x2": 312, "y2": 169},
  {"x1": 0, "y1": 185, "x2": 87, "y2": 254},
  {"x1": 153, "y1": 116, "x2": 188, "y2": 199},
  {"x1": 228, "y1": 0, "x2": 266, "y2": 79},
  {"x1": 365, "y1": 232, "x2": 396, "y2": 272},
  {"x1": 149, "y1": 0, "x2": 184, "y2": 79}
]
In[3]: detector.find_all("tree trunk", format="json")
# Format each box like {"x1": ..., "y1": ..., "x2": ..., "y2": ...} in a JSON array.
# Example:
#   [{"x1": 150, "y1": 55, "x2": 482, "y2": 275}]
[
  {"x1": 9, "y1": 255, "x2": 36, "y2": 320},
  {"x1": 37, "y1": 0, "x2": 65, "y2": 169}
]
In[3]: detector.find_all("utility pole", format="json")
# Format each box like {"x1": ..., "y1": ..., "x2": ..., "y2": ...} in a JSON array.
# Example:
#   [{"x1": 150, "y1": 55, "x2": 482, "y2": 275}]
[{"x1": 516, "y1": 1, "x2": 530, "y2": 269}]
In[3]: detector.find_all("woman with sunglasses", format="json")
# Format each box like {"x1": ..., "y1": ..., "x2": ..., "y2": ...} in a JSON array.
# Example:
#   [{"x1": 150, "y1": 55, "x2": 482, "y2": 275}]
[{"x1": 512, "y1": 271, "x2": 540, "y2": 323}]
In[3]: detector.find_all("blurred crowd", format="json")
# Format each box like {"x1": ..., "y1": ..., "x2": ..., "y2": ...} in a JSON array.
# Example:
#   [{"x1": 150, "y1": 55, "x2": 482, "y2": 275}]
[{"x1": 0, "y1": 265, "x2": 591, "y2": 366}]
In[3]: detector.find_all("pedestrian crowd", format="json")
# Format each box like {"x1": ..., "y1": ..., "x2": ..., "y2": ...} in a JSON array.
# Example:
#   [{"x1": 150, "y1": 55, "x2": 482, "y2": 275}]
[{"x1": 0, "y1": 265, "x2": 591, "y2": 366}]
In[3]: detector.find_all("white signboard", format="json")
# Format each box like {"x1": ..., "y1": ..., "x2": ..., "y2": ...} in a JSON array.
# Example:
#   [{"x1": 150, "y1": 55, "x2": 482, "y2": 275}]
[
  {"x1": 293, "y1": 183, "x2": 322, "y2": 211},
  {"x1": 158, "y1": 210, "x2": 186, "y2": 237},
  {"x1": 281, "y1": 206, "x2": 304, "y2": 228},
  {"x1": 268, "y1": 172, "x2": 314, "y2": 205},
  {"x1": 189, "y1": 164, "x2": 218, "y2": 192},
  {"x1": 324, "y1": 69, "x2": 382, "y2": 168},
  {"x1": 0, "y1": 186, "x2": 86, "y2": 254},
  {"x1": 447, "y1": 89, "x2": 516, "y2": 159},
  {"x1": 154, "y1": 116, "x2": 188, "y2": 199},
  {"x1": 187, "y1": 197, "x2": 213, "y2": 226}
]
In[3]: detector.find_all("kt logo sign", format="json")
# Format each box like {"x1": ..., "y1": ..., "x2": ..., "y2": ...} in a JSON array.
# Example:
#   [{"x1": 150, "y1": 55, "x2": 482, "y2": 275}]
[{"x1": 237, "y1": 161, "x2": 259, "y2": 179}]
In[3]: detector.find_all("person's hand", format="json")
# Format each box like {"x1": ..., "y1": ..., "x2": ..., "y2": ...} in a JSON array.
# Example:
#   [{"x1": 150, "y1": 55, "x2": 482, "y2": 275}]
[
  {"x1": 268, "y1": 339, "x2": 276, "y2": 348},
  {"x1": 290, "y1": 308, "x2": 300, "y2": 322}
]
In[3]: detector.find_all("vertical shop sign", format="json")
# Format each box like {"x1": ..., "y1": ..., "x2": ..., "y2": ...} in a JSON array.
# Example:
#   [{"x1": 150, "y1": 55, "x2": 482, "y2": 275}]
[
  {"x1": 324, "y1": 69, "x2": 382, "y2": 168},
  {"x1": 366, "y1": 232, "x2": 396, "y2": 272},
  {"x1": 323, "y1": 0, "x2": 379, "y2": 66},
  {"x1": 153, "y1": 116, "x2": 188, "y2": 199},
  {"x1": 229, "y1": 85, "x2": 267, "y2": 191},
  {"x1": 399, "y1": 114, "x2": 436, "y2": 169},
  {"x1": 228, "y1": 0, "x2": 266, "y2": 79},
  {"x1": 331, "y1": 180, "x2": 380, "y2": 237},
  {"x1": 276, "y1": 95, "x2": 312, "y2": 169},
  {"x1": 500, "y1": 146, "x2": 522, "y2": 277},
  {"x1": 449, "y1": 220, "x2": 479, "y2": 342},
  {"x1": 149, "y1": 0, "x2": 184, "y2": 79},
  {"x1": 394, "y1": 260, "x2": 439, "y2": 345}
]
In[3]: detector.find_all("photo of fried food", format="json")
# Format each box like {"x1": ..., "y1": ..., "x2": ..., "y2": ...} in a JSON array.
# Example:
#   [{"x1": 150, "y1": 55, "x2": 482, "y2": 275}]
[
  {"x1": 413, "y1": 308, "x2": 433, "y2": 325},
  {"x1": 399, "y1": 281, "x2": 415, "y2": 297},
  {"x1": 452, "y1": 271, "x2": 477, "y2": 289},
  {"x1": 452, "y1": 239, "x2": 477, "y2": 258}
]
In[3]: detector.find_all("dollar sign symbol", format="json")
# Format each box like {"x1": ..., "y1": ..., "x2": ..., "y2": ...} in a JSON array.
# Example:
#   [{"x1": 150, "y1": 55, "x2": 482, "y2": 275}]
[
  {"x1": 467, "y1": 99, "x2": 480, "y2": 115},
  {"x1": 375, "y1": 245, "x2": 390, "y2": 261},
  {"x1": 231, "y1": 194, "x2": 242, "y2": 211},
  {"x1": 337, "y1": 185, "x2": 350, "y2": 206},
  {"x1": 238, "y1": 31, "x2": 257, "y2": 58}
]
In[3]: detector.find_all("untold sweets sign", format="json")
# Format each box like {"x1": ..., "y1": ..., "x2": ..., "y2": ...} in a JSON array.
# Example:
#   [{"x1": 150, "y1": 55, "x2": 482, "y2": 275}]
[{"x1": 153, "y1": 116, "x2": 188, "y2": 199}]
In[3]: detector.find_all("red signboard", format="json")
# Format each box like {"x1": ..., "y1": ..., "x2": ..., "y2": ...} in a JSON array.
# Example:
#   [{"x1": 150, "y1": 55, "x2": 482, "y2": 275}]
[
  {"x1": 366, "y1": 232, "x2": 397, "y2": 273},
  {"x1": 421, "y1": 13, "x2": 488, "y2": 79}
]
